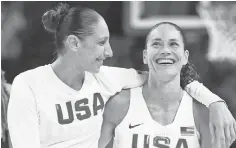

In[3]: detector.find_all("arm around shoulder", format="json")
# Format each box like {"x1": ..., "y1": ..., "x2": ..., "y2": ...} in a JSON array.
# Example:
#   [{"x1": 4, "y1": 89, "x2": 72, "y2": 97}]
[
  {"x1": 98, "y1": 66, "x2": 147, "y2": 90},
  {"x1": 185, "y1": 81, "x2": 223, "y2": 107}
]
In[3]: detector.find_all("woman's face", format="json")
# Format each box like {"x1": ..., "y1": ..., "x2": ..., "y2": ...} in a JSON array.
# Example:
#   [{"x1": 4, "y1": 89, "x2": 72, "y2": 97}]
[
  {"x1": 144, "y1": 24, "x2": 189, "y2": 79},
  {"x1": 66, "y1": 17, "x2": 113, "y2": 73}
]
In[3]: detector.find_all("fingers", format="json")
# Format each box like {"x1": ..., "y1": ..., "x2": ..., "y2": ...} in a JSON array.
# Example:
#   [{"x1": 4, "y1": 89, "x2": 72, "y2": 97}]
[
  {"x1": 233, "y1": 122, "x2": 236, "y2": 145},
  {"x1": 209, "y1": 122, "x2": 215, "y2": 144},
  {"x1": 216, "y1": 126, "x2": 226, "y2": 148},
  {"x1": 234, "y1": 122, "x2": 236, "y2": 137},
  {"x1": 230, "y1": 124, "x2": 236, "y2": 146},
  {"x1": 225, "y1": 124, "x2": 231, "y2": 148}
]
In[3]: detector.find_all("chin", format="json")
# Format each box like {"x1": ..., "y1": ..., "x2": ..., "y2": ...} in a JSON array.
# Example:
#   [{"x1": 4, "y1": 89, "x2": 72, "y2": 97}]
[
  {"x1": 93, "y1": 69, "x2": 100, "y2": 73},
  {"x1": 156, "y1": 68, "x2": 179, "y2": 78},
  {"x1": 89, "y1": 66, "x2": 101, "y2": 74}
]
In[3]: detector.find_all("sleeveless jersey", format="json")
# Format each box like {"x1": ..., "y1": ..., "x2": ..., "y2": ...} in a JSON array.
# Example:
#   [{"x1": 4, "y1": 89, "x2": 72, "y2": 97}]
[{"x1": 113, "y1": 87, "x2": 201, "y2": 148}]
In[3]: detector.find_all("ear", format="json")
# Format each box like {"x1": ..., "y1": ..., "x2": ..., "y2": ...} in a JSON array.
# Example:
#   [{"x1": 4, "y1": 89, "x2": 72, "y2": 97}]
[
  {"x1": 143, "y1": 49, "x2": 148, "y2": 64},
  {"x1": 183, "y1": 49, "x2": 189, "y2": 65},
  {"x1": 66, "y1": 35, "x2": 81, "y2": 52}
]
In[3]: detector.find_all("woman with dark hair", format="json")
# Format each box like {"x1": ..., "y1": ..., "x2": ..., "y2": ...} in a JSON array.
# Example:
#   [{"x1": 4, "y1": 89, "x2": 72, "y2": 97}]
[
  {"x1": 7, "y1": 3, "x2": 235, "y2": 148},
  {"x1": 99, "y1": 22, "x2": 236, "y2": 148}
]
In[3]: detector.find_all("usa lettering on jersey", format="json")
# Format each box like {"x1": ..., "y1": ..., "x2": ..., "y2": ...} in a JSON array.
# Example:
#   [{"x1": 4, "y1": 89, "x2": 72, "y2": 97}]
[
  {"x1": 132, "y1": 134, "x2": 188, "y2": 148},
  {"x1": 55, "y1": 93, "x2": 105, "y2": 124}
]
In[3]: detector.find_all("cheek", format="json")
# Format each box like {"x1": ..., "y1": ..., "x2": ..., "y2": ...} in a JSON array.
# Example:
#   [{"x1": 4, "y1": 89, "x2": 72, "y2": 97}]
[
  {"x1": 170, "y1": 51, "x2": 185, "y2": 70},
  {"x1": 86, "y1": 45, "x2": 105, "y2": 62},
  {"x1": 180, "y1": 52, "x2": 187, "y2": 63},
  {"x1": 91, "y1": 46, "x2": 105, "y2": 60},
  {"x1": 177, "y1": 54, "x2": 187, "y2": 70},
  {"x1": 147, "y1": 49, "x2": 157, "y2": 60},
  {"x1": 173, "y1": 49, "x2": 185, "y2": 60},
  {"x1": 95, "y1": 45, "x2": 105, "y2": 54},
  {"x1": 83, "y1": 44, "x2": 98, "y2": 55}
]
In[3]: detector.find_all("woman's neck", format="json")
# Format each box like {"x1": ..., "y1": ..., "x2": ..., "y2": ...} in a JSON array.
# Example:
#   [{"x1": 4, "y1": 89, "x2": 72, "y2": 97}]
[
  {"x1": 143, "y1": 72, "x2": 183, "y2": 110},
  {"x1": 51, "y1": 58, "x2": 85, "y2": 91}
]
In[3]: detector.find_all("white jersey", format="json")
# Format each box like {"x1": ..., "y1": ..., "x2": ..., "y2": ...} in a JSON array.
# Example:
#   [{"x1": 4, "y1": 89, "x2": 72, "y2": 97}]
[
  {"x1": 8, "y1": 65, "x2": 144, "y2": 148},
  {"x1": 113, "y1": 87, "x2": 201, "y2": 148}
]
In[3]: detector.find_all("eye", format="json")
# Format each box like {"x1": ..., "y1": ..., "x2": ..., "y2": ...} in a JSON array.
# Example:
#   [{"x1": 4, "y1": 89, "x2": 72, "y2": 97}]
[
  {"x1": 152, "y1": 42, "x2": 161, "y2": 47},
  {"x1": 99, "y1": 40, "x2": 106, "y2": 46},
  {"x1": 170, "y1": 42, "x2": 179, "y2": 47}
]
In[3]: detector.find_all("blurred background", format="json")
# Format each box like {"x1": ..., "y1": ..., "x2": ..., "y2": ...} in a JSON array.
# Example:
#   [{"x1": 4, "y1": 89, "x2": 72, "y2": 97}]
[{"x1": 1, "y1": 1, "x2": 236, "y2": 148}]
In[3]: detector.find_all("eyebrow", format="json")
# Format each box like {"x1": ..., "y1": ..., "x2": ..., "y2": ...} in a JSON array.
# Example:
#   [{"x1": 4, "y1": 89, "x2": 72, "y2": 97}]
[
  {"x1": 151, "y1": 38, "x2": 161, "y2": 41},
  {"x1": 169, "y1": 39, "x2": 179, "y2": 42},
  {"x1": 151, "y1": 38, "x2": 179, "y2": 42},
  {"x1": 99, "y1": 37, "x2": 108, "y2": 41}
]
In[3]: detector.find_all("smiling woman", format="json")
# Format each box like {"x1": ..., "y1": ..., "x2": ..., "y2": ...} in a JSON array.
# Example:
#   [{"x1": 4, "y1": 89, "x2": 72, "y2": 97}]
[
  {"x1": 99, "y1": 22, "x2": 209, "y2": 148},
  {"x1": 144, "y1": 22, "x2": 199, "y2": 88},
  {"x1": 143, "y1": 22, "x2": 189, "y2": 82},
  {"x1": 42, "y1": 3, "x2": 113, "y2": 74},
  {"x1": 7, "y1": 3, "x2": 147, "y2": 148},
  {"x1": 7, "y1": 3, "x2": 236, "y2": 148},
  {"x1": 98, "y1": 22, "x2": 236, "y2": 148}
]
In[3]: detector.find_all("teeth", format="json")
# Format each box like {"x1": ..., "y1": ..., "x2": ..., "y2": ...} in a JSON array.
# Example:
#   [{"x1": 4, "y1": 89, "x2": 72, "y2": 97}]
[{"x1": 156, "y1": 59, "x2": 174, "y2": 64}]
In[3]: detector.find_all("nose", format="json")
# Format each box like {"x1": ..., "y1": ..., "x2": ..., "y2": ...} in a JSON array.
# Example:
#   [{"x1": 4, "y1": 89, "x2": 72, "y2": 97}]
[
  {"x1": 104, "y1": 43, "x2": 113, "y2": 58},
  {"x1": 160, "y1": 46, "x2": 171, "y2": 56}
]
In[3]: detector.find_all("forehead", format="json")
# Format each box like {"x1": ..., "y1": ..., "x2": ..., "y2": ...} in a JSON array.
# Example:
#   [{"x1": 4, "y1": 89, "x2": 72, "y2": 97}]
[
  {"x1": 148, "y1": 24, "x2": 183, "y2": 42},
  {"x1": 91, "y1": 17, "x2": 109, "y2": 39}
]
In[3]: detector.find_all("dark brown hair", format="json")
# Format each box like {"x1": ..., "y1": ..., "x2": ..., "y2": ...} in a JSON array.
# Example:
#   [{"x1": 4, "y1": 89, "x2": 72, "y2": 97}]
[{"x1": 42, "y1": 3, "x2": 100, "y2": 54}]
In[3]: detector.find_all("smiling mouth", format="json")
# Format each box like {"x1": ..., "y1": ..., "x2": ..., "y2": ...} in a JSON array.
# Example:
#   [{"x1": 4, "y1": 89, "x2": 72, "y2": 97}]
[
  {"x1": 155, "y1": 58, "x2": 176, "y2": 65},
  {"x1": 96, "y1": 58, "x2": 104, "y2": 64}
]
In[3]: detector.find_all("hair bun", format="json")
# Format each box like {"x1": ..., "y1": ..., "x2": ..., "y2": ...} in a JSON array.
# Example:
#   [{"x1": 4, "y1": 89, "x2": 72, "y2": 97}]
[
  {"x1": 42, "y1": 10, "x2": 59, "y2": 33},
  {"x1": 56, "y1": 3, "x2": 70, "y2": 18},
  {"x1": 42, "y1": 3, "x2": 70, "y2": 33}
]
